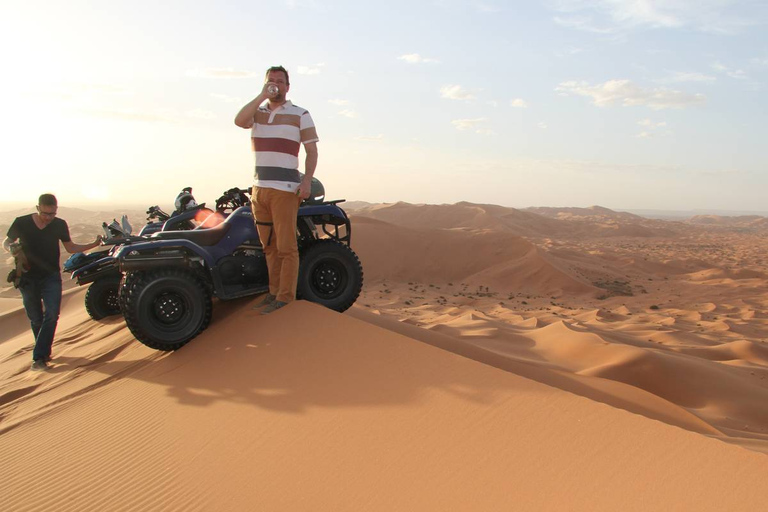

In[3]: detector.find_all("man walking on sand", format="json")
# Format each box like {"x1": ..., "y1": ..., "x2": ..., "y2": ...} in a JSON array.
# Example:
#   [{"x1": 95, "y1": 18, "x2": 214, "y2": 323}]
[
  {"x1": 3, "y1": 194, "x2": 102, "y2": 371},
  {"x1": 234, "y1": 65, "x2": 319, "y2": 314}
]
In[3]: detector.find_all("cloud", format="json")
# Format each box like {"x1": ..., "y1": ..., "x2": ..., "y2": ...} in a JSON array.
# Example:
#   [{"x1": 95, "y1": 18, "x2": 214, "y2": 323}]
[
  {"x1": 556, "y1": 79, "x2": 705, "y2": 110},
  {"x1": 328, "y1": 99, "x2": 349, "y2": 106},
  {"x1": 555, "y1": 46, "x2": 585, "y2": 57},
  {"x1": 660, "y1": 71, "x2": 716, "y2": 83},
  {"x1": 638, "y1": 118, "x2": 667, "y2": 128},
  {"x1": 637, "y1": 118, "x2": 671, "y2": 138},
  {"x1": 210, "y1": 93, "x2": 242, "y2": 103},
  {"x1": 637, "y1": 119, "x2": 667, "y2": 128},
  {"x1": 72, "y1": 83, "x2": 132, "y2": 96},
  {"x1": 451, "y1": 118, "x2": 485, "y2": 130},
  {"x1": 29, "y1": 82, "x2": 133, "y2": 103},
  {"x1": 433, "y1": 0, "x2": 502, "y2": 14},
  {"x1": 476, "y1": 2, "x2": 502, "y2": 13},
  {"x1": 81, "y1": 108, "x2": 178, "y2": 123},
  {"x1": 695, "y1": 168, "x2": 749, "y2": 178},
  {"x1": 398, "y1": 53, "x2": 440, "y2": 64},
  {"x1": 187, "y1": 68, "x2": 259, "y2": 79},
  {"x1": 338, "y1": 109, "x2": 358, "y2": 118},
  {"x1": 537, "y1": 122, "x2": 548, "y2": 129},
  {"x1": 283, "y1": 0, "x2": 324, "y2": 9},
  {"x1": 550, "y1": 0, "x2": 764, "y2": 35},
  {"x1": 186, "y1": 109, "x2": 216, "y2": 120},
  {"x1": 510, "y1": 98, "x2": 528, "y2": 108},
  {"x1": 553, "y1": 14, "x2": 621, "y2": 35},
  {"x1": 440, "y1": 85, "x2": 475, "y2": 100},
  {"x1": 298, "y1": 64, "x2": 325, "y2": 75},
  {"x1": 355, "y1": 134, "x2": 384, "y2": 141},
  {"x1": 451, "y1": 117, "x2": 494, "y2": 134},
  {"x1": 711, "y1": 61, "x2": 748, "y2": 79}
]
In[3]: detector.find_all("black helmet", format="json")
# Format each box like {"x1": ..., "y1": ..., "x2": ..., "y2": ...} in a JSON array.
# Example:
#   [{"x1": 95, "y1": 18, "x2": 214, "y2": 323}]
[
  {"x1": 303, "y1": 177, "x2": 325, "y2": 205},
  {"x1": 174, "y1": 187, "x2": 197, "y2": 212}
]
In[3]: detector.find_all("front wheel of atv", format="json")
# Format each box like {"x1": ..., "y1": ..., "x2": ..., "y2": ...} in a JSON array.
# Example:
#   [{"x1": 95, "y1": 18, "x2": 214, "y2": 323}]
[
  {"x1": 85, "y1": 277, "x2": 122, "y2": 320},
  {"x1": 120, "y1": 268, "x2": 212, "y2": 351},
  {"x1": 297, "y1": 240, "x2": 363, "y2": 312}
]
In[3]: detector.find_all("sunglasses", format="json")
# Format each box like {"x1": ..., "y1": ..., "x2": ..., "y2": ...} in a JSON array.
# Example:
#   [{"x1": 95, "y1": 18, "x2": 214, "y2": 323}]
[{"x1": 37, "y1": 206, "x2": 57, "y2": 217}]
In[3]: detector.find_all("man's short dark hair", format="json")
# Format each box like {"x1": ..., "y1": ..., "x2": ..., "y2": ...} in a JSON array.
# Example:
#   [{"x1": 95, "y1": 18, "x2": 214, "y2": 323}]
[
  {"x1": 38, "y1": 193, "x2": 57, "y2": 207},
  {"x1": 265, "y1": 66, "x2": 290, "y2": 86}
]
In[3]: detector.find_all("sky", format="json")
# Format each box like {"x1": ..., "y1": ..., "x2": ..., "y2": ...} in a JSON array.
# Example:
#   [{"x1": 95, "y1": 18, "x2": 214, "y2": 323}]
[{"x1": 1, "y1": 0, "x2": 767, "y2": 212}]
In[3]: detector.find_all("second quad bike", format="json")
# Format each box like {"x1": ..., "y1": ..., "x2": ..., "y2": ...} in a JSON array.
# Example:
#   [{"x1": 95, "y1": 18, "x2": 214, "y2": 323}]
[{"x1": 65, "y1": 187, "x2": 234, "y2": 320}]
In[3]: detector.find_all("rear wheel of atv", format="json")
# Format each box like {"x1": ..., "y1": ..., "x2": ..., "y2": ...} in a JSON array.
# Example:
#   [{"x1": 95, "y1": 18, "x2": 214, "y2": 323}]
[
  {"x1": 120, "y1": 268, "x2": 212, "y2": 351},
  {"x1": 297, "y1": 240, "x2": 363, "y2": 312},
  {"x1": 85, "y1": 278, "x2": 121, "y2": 320}
]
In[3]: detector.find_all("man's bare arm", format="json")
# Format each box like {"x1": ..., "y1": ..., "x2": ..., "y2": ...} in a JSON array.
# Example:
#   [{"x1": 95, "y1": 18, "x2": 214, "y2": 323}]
[
  {"x1": 63, "y1": 237, "x2": 102, "y2": 254},
  {"x1": 234, "y1": 84, "x2": 272, "y2": 128},
  {"x1": 297, "y1": 142, "x2": 319, "y2": 199}
]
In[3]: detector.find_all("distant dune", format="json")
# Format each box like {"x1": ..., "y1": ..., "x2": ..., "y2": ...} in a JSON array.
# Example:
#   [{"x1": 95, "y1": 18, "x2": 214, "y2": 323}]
[
  {"x1": 351, "y1": 201, "x2": 684, "y2": 239},
  {"x1": 352, "y1": 216, "x2": 596, "y2": 296},
  {"x1": 688, "y1": 214, "x2": 768, "y2": 230},
  {"x1": 525, "y1": 204, "x2": 646, "y2": 221}
]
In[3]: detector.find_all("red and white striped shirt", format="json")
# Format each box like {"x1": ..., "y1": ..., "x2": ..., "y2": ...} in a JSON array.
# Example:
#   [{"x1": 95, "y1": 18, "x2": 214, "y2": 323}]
[{"x1": 251, "y1": 100, "x2": 319, "y2": 193}]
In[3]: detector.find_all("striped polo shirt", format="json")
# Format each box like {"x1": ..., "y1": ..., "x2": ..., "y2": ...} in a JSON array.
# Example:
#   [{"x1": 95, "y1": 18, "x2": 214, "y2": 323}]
[{"x1": 251, "y1": 100, "x2": 319, "y2": 193}]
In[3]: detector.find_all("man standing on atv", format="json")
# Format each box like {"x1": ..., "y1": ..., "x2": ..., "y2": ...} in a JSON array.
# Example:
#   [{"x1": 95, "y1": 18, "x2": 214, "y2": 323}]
[
  {"x1": 3, "y1": 194, "x2": 102, "y2": 371},
  {"x1": 234, "y1": 66, "x2": 319, "y2": 314}
]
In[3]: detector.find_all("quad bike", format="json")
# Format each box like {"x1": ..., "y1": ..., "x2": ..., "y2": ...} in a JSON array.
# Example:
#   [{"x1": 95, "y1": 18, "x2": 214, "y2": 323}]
[
  {"x1": 71, "y1": 182, "x2": 363, "y2": 351},
  {"x1": 65, "y1": 187, "x2": 245, "y2": 320}
]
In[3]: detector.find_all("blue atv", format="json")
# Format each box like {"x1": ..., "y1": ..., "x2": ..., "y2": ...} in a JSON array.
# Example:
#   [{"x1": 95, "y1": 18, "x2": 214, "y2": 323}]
[
  {"x1": 66, "y1": 187, "x2": 236, "y2": 320},
  {"x1": 73, "y1": 185, "x2": 363, "y2": 351}
]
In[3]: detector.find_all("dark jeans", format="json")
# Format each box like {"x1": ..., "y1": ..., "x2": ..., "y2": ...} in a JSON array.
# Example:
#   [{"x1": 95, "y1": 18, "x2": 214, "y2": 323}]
[{"x1": 19, "y1": 273, "x2": 62, "y2": 361}]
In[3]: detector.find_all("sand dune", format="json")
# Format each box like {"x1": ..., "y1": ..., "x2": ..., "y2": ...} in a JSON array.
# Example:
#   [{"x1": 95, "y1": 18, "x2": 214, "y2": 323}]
[
  {"x1": 688, "y1": 214, "x2": 768, "y2": 230},
  {"x1": 352, "y1": 217, "x2": 597, "y2": 296},
  {"x1": 526, "y1": 205, "x2": 645, "y2": 221},
  {"x1": 353, "y1": 202, "x2": 768, "y2": 449},
  {"x1": 2, "y1": 200, "x2": 768, "y2": 509},
  {"x1": 3, "y1": 294, "x2": 768, "y2": 510},
  {"x1": 352, "y1": 202, "x2": 681, "y2": 238}
]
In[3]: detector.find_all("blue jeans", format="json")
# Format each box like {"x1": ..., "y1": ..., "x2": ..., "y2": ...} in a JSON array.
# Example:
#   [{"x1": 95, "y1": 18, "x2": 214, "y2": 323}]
[{"x1": 19, "y1": 273, "x2": 62, "y2": 361}]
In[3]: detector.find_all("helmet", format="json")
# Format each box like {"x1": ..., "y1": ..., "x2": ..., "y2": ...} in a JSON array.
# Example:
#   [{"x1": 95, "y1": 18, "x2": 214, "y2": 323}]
[
  {"x1": 303, "y1": 177, "x2": 325, "y2": 205},
  {"x1": 174, "y1": 187, "x2": 198, "y2": 212},
  {"x1": 215, "y1": 187, "x2": 250, "y2": 212}
]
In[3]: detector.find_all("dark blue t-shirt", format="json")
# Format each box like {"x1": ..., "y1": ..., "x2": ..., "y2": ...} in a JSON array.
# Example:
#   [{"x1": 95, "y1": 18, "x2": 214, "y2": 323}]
[{"x1": 7, "y1": 215, "x2": 71, "y2": 277}]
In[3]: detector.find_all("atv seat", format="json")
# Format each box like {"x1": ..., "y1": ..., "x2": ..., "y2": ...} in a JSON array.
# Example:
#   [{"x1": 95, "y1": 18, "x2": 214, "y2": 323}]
[{"x1": 150, "y1": 221, "x2": 232, "y2": 246}]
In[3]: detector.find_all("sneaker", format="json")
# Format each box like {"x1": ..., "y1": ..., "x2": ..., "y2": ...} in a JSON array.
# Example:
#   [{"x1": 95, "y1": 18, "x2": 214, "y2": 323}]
[
  {"x1": 261, "y1": 300, "x2": 288, "y2": 315},
  {"x1": 252, "y1": 293, "x2": 276, "y2": 310},
  {"x1": 30, "y1": 360, "x2": 50, "y2": 372}
]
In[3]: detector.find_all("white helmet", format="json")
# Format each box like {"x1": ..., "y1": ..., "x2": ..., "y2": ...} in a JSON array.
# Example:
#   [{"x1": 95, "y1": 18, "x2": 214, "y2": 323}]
[{"x1": 174, "y1": 187, "x2": 198, "y2": 212}]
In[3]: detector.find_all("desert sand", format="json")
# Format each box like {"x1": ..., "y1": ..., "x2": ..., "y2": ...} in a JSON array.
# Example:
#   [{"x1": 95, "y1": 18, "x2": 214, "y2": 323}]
[{"x1": 2, "y1": 201, "x2": 768, "y2": 510}]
